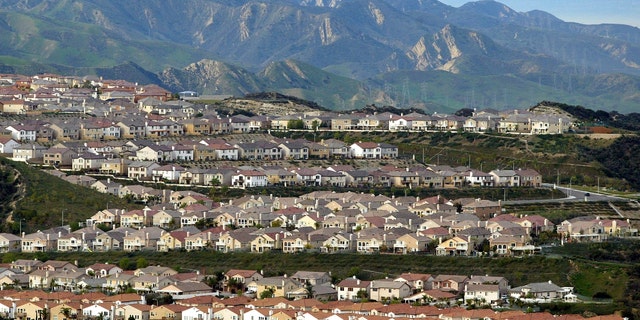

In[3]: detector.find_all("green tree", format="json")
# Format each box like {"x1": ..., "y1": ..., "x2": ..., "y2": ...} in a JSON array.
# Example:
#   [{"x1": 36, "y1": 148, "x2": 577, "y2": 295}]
[
  {"x1": 304, "y1": 281, "x2": 314, "y2": 298},
  {"x1": 287, "y1": 119, "x2": 304, "y2": 129},
  {"x1": 136, "y1": 257, "x2": 149, "y2": 269},
  {"x1": 118, "y1": 257, "x2": 131, "y2": 270},
  {"x1": 260, "y1": 286, "x2": 275, "y2": 299}
]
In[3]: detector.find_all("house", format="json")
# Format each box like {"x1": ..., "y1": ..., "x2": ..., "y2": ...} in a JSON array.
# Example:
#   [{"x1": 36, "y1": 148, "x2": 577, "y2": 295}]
[
  {"x1": 128, "y1": 161, "x2": 161, "y2": 180},
  {"x1": 489, "y1": 235, "x2": 536, "y2": 256},
  {"x1": 235, "y1": 140, "x2": 281, "y2": 160},
  {"x1": 319, "y1": 139, "x2": 350, "y2": 158},
  {"x1": 318, "y1": 170, "x2": 346, "y2": 187},
  {"x1": 321, "y1": 233, "x2": 354, "y2": 253},
  {"x1": 101, "y1": 158, "x2": 131, "y2": 175},
  {"x1": 21, "y1": 231, "x2": 59, "y2": 252},
  {"x1": 489, "y1": 170, "x2": 520, "y2": 187},
  {"x1": 0, "y1": 136, "x2": 20, "y2": 154},
  {"x1": 282, "y1": 235, "x2": 309, "y2": 253},
  {"x1": 12, "y1": 143, "x2": 47, "y2": 162},
  {"x1": 463, "y1": 169, "x2": 493, "y2": 187},
  {"x1": 0, "y1": 233, "x2": 21, "y2": 252},
  {"x1": 156, "y1": 282, "x2": 213, "y2": 297},
  {"x1": 91, "y1": 178, "x2": 122, "y2": 196},
  {"x1": 350, "y1": 142, "x2": 381, "y2": 159},
  {"x1": 231, "y1": 170, "x2": 268, "y2": 188},
  {"x1": 83, "y1": 303, "x2": 115, "y2": 320},
  {"x1": 291, "y1": 271, "x2": 332, "y2": 286},
  {"x1": 509, "y1": 281, "x2": 574, "y2": 301},
  {"x1": 330, "y1": 114, "x2": 356, "y2": 130},
  {"x1": 515, "y1": 168, "x2": 543, "y2": 187},
  {"x1": 158, "y1": 231, "x2": 189, "y2": 252},
  {"x1": 0, "y1": 100, "x2": 28, "y2": 114},
  {"x1": 279, "y1": 140, "x2": 309, "y2": 160},
  {"x1": 72, "y1": 153, "x2": 108, "y2": 171},
  {"x1": 86, "y1": 263, "x2": 123, "y2": 278},
  {"x1": 337, "y1": 277, "x2": 371, "y2": 301},
  {"x1": 557, "y1": 217, "x2": 607, "y2": 242},
  {"x1": 180, "y1": 306, "x2": 211, "y2": 320},
  {"x1": 393, "y1": 233, "x2": 431, "y2": 254},
  {"x1": 50, "y1": 302, "x2": 82, "y2": 320},
  {"x1": 6, "y1": 124, "x2": 38, "y2": 141},
  {"x1": 368, "y1": 279, "x2": 412, "y2": 302},
  {"x1": 250, "y1": 276, "x2": 303, "y2": 299},
  {"x1": 150, "y1": 304, "x2": 189, "y2": 320},
  {"x1": 152, "y1": 165, "x2": 186, "y2": 182},
  {"x1": 461, "y1": 199, "x2": 501, "y2": 220},
  {"x1": 15, "y1": 301, "x2": 47, "y2": 320},
  {"x1": 431, "y1": 275, "x2": 469, "y2": 292},
  {"x1": 464, "y1": 275, "x2": 509, "y2": 303},
  {"x1": 123, "y1": 227, "x2": 164, "y2": 252},
  {"x1": 115, "y1": 304, "x2": 152, "y2": 320},
  {"x1": 394, "y1": 273, "x2": 434, "y2": 291},
  {"x1": 435, "y1": 236, "x2": 471, "y2": 256},
  {"x1": 224, "y1": 269, "x2": 264, "y2": 292}
]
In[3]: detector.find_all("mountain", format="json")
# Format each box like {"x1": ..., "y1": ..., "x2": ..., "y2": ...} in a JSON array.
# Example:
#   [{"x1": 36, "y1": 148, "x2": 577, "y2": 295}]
[
  {"x1": 0, "y1": 0, "x2": 639, "y2": 112},
  {"x1": 160, "y1": 59, "x2": 385, "y2": 110}
]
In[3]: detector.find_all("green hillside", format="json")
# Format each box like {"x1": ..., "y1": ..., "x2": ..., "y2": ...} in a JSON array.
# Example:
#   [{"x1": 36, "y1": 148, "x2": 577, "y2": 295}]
[
  {"x1": 0, "y1": 157, "x2": 141, "y2": 233},
  {"x1": 0, "y1": 11, "x2": 209, "y2": 72}
]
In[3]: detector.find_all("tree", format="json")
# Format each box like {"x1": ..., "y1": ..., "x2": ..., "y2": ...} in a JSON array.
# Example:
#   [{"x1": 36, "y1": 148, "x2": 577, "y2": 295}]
[
  {"x1": 287, "y1": 119, "x2": 304, "y2": 129},
  {"x1": 136, "y1": 257, "x2": 149, "y2": 269},
  {"x1": 61, "y1": 307, "x2": 72, "y2": 319},
  {"x1": 118, "y1": 257, "x2": 131, "y2": 270},
  {"x1": 455, "y1": 108, "x2": 475, "y2": 117},
  {"x1": 304, "y1": 281, "x2": 314, "y2": 298},
  {"x1": 260, "y1": 286, "x2": 275, "y2": 299},
  {"x1": 356, "y1": 289, "x2": 368, "y2": 302}
]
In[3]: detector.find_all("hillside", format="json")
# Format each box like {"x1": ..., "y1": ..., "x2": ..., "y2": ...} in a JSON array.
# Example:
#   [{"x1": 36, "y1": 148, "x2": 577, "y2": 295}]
[
  {"x1": 0, "y1": 158, "x2": 140, "y2": 233},
  {"x1": 0, "y1": 0, "x2": 638, "y2": 112}
]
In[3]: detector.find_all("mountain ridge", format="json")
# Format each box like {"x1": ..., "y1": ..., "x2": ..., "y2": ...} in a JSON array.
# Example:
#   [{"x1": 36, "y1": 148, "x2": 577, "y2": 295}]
[{"x1": 0, "y1": 0, "x2": 639, "y2": 112}]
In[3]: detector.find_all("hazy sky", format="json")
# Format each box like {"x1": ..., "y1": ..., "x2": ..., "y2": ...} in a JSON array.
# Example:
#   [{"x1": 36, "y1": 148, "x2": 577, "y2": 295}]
[{"x1": 439, "y1": 0, "x2": 640, "y2": 27}]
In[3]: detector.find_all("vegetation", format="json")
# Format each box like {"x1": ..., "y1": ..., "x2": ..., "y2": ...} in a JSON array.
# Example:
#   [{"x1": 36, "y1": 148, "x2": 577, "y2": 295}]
[
  {"x1": 1, "y1": 250, "x2": 632, "y2": 311},
  {"x1": 0, "y1": 158, "x2": 141, "y2": 233},
  {"x1": 580, "y1": 135, "x2": 640, "y2": 190}
]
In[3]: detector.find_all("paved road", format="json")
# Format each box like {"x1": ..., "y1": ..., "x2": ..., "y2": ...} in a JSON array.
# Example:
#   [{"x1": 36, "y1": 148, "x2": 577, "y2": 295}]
[{"x1": 502, "y1": 183, "x2": 629, "y2": 205}]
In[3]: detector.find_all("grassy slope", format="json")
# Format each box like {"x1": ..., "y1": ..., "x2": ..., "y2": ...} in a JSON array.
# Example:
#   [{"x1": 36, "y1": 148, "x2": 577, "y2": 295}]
[
  {"x1": 0, "y1": 11, "x2": 208, "y2": 72},
  {"x1": 0, "y1": 157, "x2": 141, "y2": 233}
]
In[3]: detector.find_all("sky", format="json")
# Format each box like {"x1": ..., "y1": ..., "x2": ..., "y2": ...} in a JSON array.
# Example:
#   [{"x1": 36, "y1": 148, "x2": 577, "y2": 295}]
[{"x1": 439, "y1": 0, "x2": 640, "y2": 27}]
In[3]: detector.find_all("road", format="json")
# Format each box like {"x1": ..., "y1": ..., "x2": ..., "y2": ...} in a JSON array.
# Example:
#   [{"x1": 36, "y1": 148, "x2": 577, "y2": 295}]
[{"x1": 502, "y1": 183, "x2": 629, "y2": 205}]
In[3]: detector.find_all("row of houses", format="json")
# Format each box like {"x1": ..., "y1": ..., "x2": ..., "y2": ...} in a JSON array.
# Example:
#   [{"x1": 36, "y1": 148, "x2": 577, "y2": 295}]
[
  {"x1": 271, "y1": 111, "x2": 572, "y2": 135},
  {"x1": 6, "y1": 137, "x2": 399, "y2": 164},
  {"x1": 84, "y1": 165, "x2": 540, "y2": 191},
  {"x1": 0, "y1": 73, "x2": 172, "y2": 105},
  {"x1": 2, "y1": 188, "x2": 632, "y2": 256},
  {"x1": 0, "y1": 108, "x2": 573, "y2": 145},
  {"x1": 1, "y1": 72, "x2": 573, "y2": 138},
  {"x1": 0, "y1": 259, "x2": 597, "y2": 320}
]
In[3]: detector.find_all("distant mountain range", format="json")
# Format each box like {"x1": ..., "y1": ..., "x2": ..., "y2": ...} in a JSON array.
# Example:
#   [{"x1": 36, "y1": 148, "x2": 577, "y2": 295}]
[{"x1": 0, "y1": 0, "x2": 639, "y2": 113}]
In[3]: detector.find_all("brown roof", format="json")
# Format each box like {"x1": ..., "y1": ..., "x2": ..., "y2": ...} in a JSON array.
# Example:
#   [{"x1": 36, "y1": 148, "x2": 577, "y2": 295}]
[
  {"x1": 221, "y1": 296, "x2": 252, "y2": 307},
  {"x1": 396, "y1": 273, "x2": 432, "y2": 282},
  {"x1": 226, "y1": 269, "x2": 259, "y2": 278}
]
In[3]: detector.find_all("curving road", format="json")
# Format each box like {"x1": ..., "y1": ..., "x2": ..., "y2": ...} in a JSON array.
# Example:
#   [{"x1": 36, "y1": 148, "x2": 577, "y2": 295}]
[{"x1": 502, "y1": 183, "x2": 629, "y2": 205}]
